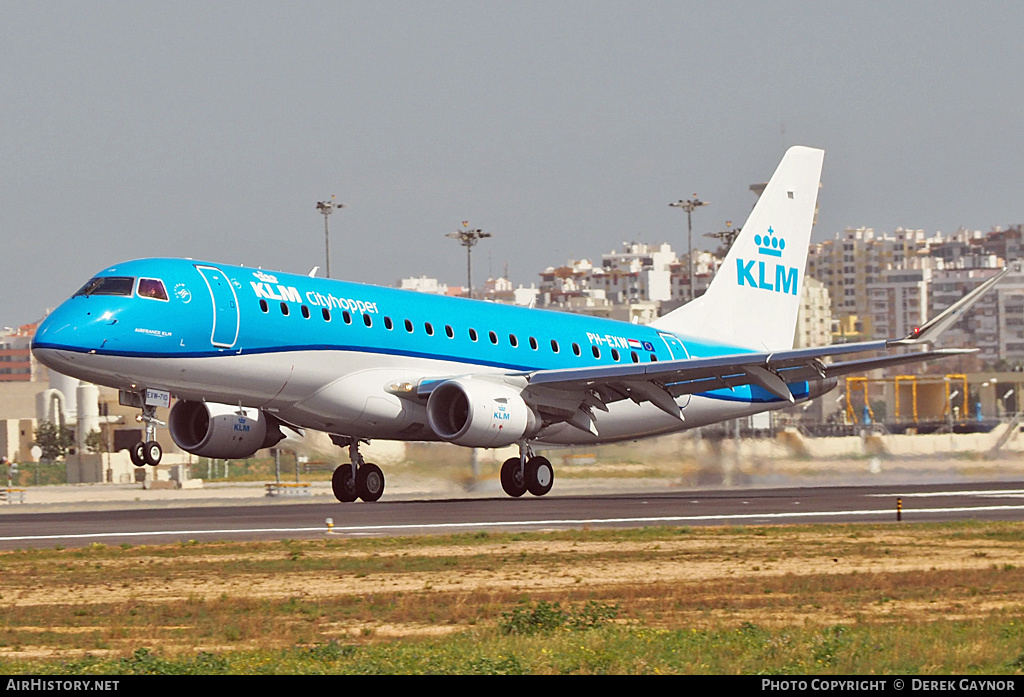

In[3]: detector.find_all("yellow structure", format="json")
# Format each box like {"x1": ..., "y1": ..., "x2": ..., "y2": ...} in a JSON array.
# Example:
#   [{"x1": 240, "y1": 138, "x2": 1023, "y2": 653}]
[
  {"x1": 846, "y1": 374, "x2": 971, "y2": 424},
  {"x1": 845, "y1": 377, "x2": 874, "y2": 423}
]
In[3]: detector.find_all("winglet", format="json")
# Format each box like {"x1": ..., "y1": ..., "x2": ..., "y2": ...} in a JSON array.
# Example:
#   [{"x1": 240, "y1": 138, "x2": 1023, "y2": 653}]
[{"x1": 890, "y1": 267, "x2": 1009, "y2": 346}]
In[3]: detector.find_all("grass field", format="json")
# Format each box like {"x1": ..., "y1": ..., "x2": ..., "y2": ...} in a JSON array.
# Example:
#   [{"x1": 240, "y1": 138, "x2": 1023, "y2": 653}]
[{"x1": 0, "y1": 521, "x2": 1023, "y2": 674}]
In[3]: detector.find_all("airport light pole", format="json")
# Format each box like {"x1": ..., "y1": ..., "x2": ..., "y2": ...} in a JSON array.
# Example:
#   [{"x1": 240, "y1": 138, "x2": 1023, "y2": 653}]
[
  {"x1": 669, "y1": 195, "x2": 709, "y2": 302},
  {"x1": 705, "y1": 220, "x2": 740, "y2": 255},
  {"x1": 316, "y1": 196, "x2": 346, "y2": 279},
  {"x1": 446, "y1": 222, "x2": 491, "y2": 299}
]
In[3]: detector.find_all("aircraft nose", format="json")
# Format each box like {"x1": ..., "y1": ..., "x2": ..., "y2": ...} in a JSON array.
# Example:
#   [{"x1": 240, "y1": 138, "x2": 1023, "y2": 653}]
[
  {"x1": 32, "y1": 307, "x2": 70, "y2": 348},
  {"x1": 31, "y1": 299, "x2": 116, "y2": 369},
  {"x1": 31, "y1": 304, "x2": 78, "y2": 371},
  {"x1": 33, "y1": 297, "x2": 122, "y2": 350}
]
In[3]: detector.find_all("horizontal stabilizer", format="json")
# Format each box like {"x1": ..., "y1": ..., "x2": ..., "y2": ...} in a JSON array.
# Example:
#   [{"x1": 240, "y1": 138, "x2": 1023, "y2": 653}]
[{"x1": 804, "y1": 348, "x2": 977, "y2": 381}]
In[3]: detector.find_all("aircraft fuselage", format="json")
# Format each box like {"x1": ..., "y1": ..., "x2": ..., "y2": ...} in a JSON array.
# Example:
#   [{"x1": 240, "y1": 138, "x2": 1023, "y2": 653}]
[{"x1": 32, "y1": 258, "x2": 811, "y2": 446}]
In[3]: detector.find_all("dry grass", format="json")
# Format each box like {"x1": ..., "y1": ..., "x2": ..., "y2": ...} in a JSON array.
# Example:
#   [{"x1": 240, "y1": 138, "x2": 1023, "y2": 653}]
[{"x1": 0, "y1": 522, "x2": 1023, "y2": 668}]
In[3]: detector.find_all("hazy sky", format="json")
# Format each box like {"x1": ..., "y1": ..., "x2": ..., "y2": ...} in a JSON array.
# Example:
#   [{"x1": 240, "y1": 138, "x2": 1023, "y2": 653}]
[{"x1": 3, "y1": 1, "x2": 1023, "y2": 325}]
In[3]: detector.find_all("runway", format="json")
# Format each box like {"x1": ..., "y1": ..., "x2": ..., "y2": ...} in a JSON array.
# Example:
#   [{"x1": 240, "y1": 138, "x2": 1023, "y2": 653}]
[{"x1": 1, "y1": 481, "x2": 1024, "y2": 549}]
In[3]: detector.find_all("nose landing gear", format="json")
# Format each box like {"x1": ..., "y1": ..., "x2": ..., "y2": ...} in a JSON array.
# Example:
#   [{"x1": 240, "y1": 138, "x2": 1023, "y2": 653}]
[
  {"x1": 129, "y1": 403, "x2": 164, "y2": 467},
  {"x1": 500, "y1": 442, "x2": 554, "y2": 498}
]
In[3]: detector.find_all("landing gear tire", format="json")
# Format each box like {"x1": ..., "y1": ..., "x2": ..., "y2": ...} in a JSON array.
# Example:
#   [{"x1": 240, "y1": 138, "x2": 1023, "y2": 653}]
[
  {"x1": 332, "y1": 464, "x2": 358, "y2": 503},
  {"x1": 525, "y1": 456, "x2": 554, "y2": 496},
  {"x1": 143, "y1": 441, "x2": 162, "y2": 466},
  {"x1": 130, "y1": 442, "x2": 146, "y2": 468},
  {"x1": 500, "y1": 457, "x2": 527, "y2": 498},
  {"x1": 356, "y1": 463, "x2": 385, "y2": 502}
]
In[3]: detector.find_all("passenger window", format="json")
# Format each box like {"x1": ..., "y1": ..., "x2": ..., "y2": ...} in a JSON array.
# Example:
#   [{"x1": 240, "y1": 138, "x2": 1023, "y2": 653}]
[
  {"x1": 425, "y1": 322, "x2": 434, "y2": 336},
  {"x1": 343, "y1": 311, "x2": 352, "y2": 324},
  {"x1": 137, "y1": 278, "x2": 169, "y2": 301},
  {"x1": 384, "y1": 317, "x2": 393, "y2": 330},
  {"x1": 322, "y1": 308, "x2": 331, "y2": 321},
  {"x1": 550, "y1": 339, "x2": 559, "y2": 353},
  {"x1": 405, "y1": 319, "x2": 414, "y2": 333},
  {"x1": 592, "y1": 346, "x2": 600, "y2": 359},
  {"x1": 509, "y1": 334, "x2": 518, "y2": 348},
  {"x1": 260, "y1": 299, "x2": 269, "y2": 313},
  {"x1": 280, "y1": 303, "x2": 289, "y2": 316},
  {"x1": 469, "y1": 328, "x2": 478, "y2": 342},
  {"x1": 529, "y1": 337, "x2": 538, "y2": 350},
  {"x1": 631, "y1": 351, "x2": 639, "y2": 363},
  {"x1": 611, "y1": 348, "x2": 619, "y2": 361},
  {"x1": 572, "y1": 343, "x2": 581, "y2": 356},
  {"x1": 301, "y1": 305, "x2": 310, "y2": 319},
  {"x1": 445, "y1": 325, "x2": 454, "y2": 338},
  {"x1": 363, "y1": 314, "x2": 372, "y2": 327},
  {"x1": 489, "y1": 331, "x2": 498, "y2": 344}
]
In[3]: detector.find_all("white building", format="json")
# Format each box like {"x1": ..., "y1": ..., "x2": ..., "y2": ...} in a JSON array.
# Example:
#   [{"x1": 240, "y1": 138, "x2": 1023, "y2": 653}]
[
  {"x1": 807, "y1": 227, "x2": 946, "y2": 337},
  {"x1": 538, "y1": 243, "x2": 683, "y2": 308},
  {"x1": 794, "y1": 277, "x2": 833, "y2": 348},
  {"x1": 399, "y1": 276, "x2": 450, "y2": 295},
  {"x1": 867, "y1": 264, "x2": 935, "y2": 341}
]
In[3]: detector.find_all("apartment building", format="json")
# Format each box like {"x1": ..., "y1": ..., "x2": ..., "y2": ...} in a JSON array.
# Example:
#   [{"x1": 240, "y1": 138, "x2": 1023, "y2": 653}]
[
  {"x1": 0, "y1": 323, "x2": 45, "y2": 383},
  {"x1": 537, "y1": 243, "x2": 679, "y2": 307},
  {"x1": 807, "y1": 227, "x2": 944, "y2": 338},
  {"x1": 867, "y1": 264, "x2": 934, "y2": 341},
  {"x1": 794, "y1": 277, "x2": 832, "y2": 349}
]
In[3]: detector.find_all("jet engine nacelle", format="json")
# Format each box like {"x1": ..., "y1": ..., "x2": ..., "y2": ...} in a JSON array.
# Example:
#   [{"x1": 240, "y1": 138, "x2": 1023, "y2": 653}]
[
  {"x1": 169, "y1": 400, "x2": 286, "y2": 459},
  {"x1": 426, "y1": 378, "x2": 540, "y2": 448}
]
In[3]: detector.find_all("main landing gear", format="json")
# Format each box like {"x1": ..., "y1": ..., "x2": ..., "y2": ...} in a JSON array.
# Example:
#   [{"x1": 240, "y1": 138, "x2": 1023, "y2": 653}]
[
  {"x1": 500, "y1": 443, "x2": 554, "y2": 498},
  {"x1": 330, "y1": 435, "x2": 385, "y2": 503},
  {"x1": 129, "y1": 403, "x2": 163, "y2": 467}
]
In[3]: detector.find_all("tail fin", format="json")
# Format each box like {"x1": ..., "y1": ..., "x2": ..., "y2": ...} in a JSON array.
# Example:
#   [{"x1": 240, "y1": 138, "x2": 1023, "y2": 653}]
[{"x1": 651, "y1": 145, "x2": 825, "y2": 350}]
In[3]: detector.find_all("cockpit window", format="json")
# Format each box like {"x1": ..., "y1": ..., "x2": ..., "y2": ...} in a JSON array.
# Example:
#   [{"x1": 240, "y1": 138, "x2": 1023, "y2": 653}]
[
  {"x1": 137, "y1": 278, "x2": 169, "y2": 301},
  {"x1": 74, "y1": 276, "x2": 135, "y2": 297}
]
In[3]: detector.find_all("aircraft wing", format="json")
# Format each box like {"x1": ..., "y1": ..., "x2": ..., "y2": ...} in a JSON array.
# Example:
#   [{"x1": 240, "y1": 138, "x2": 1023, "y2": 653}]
[
  {"x1": 414, "y1": 267, "x2": 1005, "y2": 435},
  {"x1": 512, "y1": 267, "x2": 1005, "y2": 434},
  {"x1": 514, "y1": 343, "x2": 973, "y2": 431}
]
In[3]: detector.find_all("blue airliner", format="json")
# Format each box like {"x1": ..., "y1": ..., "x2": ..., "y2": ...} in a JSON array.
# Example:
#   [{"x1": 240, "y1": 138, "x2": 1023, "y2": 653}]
[{"x1": 31, "y1": 147, "x2": 1004, "y2": 502}]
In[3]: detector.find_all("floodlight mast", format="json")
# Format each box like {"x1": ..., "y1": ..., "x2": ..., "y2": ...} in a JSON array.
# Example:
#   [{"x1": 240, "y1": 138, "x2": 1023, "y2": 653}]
[
  {"x1": 316, "y1": 196, "x2": 346, "y2": 279},
  {"x1": 669, "y1": 195, "x2": 709, "y2": 302},
  {"x1": 705, "y1": 220, "x2": 740, "y2": 254},
  {"x1": 446, "y1": 222, "x2": 491, "y2": 299}
]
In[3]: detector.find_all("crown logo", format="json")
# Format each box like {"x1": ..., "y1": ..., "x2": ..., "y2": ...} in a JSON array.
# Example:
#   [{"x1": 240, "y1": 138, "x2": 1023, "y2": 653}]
[
  {"x1": 253, "y1": 270, "x2": 279, "y2": 284},
  {"x1": 754, "y1": 226, "x2": 785, "y2": 257}
]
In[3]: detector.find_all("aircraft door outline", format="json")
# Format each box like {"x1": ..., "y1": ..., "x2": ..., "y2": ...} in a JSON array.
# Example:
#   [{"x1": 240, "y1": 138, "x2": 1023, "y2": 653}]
[
  {"x1": 195, "y1": 265, "x2": 240, "y2": 348},
  {"x1": 658, "y1": 332, "x2": 691, "y2": 409}
]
